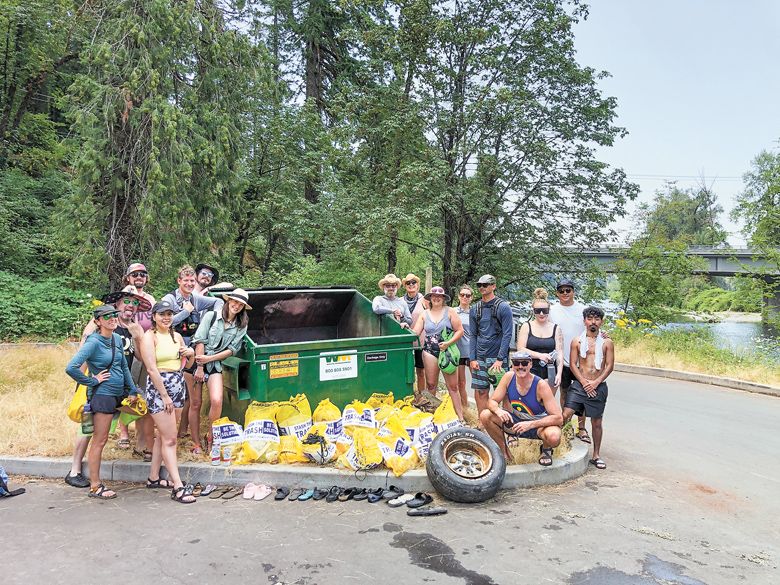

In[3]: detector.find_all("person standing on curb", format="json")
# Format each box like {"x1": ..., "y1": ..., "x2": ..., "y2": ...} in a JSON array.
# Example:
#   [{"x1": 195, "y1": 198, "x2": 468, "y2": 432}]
[
  {"x1": 402, "y1": 273, "x2": 427, "y2": 395},
  {"x1": 455, "y1": 285, "x2": 473, "y2": 410},
  {"x1": 549, "y1": 278, "x2": 589, "y2": 443},
  {"x1": 469, "y1": 274, "x2": 514, "y2": 418}
]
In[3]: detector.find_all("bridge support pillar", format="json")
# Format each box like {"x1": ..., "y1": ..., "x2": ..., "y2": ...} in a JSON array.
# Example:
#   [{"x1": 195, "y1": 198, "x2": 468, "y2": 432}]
[{"x1": 762, "y1": 276, "x2": 780, "y2": 328}]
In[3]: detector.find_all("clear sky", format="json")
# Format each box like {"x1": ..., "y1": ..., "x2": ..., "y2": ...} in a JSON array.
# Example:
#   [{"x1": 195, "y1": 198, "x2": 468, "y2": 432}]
[{"x1": 572, "y1": 0, "x2": 780, "y2": 246}]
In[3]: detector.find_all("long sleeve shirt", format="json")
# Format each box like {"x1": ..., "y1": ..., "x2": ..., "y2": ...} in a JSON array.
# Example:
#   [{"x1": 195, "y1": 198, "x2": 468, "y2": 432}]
[
  {"x1": 162, "y1": 289, "x2": 224, "y2": 343},
  {"x1": 65, "y1": 332, "x2": 138, "y2": 397},
  {"x1": 469, "y1": 298, "x2": 514, "y2": 362},
  {"x1": 372, "y1": 295, "x2": 413, "y2": 326}
]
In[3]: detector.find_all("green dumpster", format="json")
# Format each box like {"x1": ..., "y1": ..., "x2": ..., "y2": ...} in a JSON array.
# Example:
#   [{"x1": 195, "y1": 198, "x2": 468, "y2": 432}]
[{"x1": 220, "y1": 287, "x2": 418, "y2": 415}]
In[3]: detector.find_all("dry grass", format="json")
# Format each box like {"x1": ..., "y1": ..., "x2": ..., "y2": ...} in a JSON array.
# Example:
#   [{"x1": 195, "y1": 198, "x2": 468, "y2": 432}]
[
  {"x1": 508, "y1": 421, "x2": 573, "y2": 465},
  {"x1": 616, "y1": 340, "x2": 780, "y2": 387}
]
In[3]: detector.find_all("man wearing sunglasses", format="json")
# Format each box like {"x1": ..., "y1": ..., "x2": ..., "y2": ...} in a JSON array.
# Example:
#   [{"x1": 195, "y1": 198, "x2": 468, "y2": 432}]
[
  {"x1": 469, "y1": 274, "x2": 514, "y2": 416},
  {"x1": 549, "y1": 278, "x2": 589, "y2": 443},
  {"x1": 479, "y1": 351, "x2": 562, "y2": 466},
  {"x1": 122, "y1": 263, "x2": 155, "y2": 332},
  {"x1": 402, "y1": 273, "x2": 427, "y2": 394},
  {"x1": 193, "y1": 262, "x2": 233, "y2": 295}
]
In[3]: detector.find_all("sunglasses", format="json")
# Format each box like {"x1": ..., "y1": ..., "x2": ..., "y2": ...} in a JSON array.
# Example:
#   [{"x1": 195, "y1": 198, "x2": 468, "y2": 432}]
[
  {"x1": 557, "y1": 287, "x2": 573, "y2": 294},
  {"x1": 199, "y1": 270, "x2": 214, "y2": 278},
  {"x1": 100, "y1": 313, "x2": 119, "y2": 321},
  {"x1": 533, "y1": 307, "x2": 549, "y2": 315},
  {"x1": 459, "y1": 292, "x2": 472, "y2": 298},
  {"x1": 477, "y1": 283, "x2": 492, "y2": 288},
  {"x1": 122, "y1": 298, "x2": 140, "y2": 306},
  {"x1": 129, "y1": 271, "x2": 147, "y2": 278},
  {"x1": 511, "y1": 359, "x2": 532, "y2": 367},
  {"x1": 405, "y1": 280, "x2": 418, "y2": 286}
]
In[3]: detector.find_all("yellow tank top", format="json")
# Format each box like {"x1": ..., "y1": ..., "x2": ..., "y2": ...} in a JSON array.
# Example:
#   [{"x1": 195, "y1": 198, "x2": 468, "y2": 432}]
[{"x1": 155, "y1": 331, "x2": 181, "y2": 372}]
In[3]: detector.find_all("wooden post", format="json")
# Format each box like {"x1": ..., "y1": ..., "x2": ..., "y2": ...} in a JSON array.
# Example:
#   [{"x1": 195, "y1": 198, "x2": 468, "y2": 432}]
[{"x1": 425, "y1": 266, "x2": 432, "y2": 293}]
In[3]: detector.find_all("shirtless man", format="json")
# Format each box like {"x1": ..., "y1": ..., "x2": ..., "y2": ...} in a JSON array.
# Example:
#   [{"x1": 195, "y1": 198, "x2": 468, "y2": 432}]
[{"x1": 562, "y1": 306, "x2": 614, "y2": 470}]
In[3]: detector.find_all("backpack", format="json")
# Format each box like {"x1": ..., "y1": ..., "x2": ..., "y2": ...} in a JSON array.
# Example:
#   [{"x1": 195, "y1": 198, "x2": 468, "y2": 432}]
[
  {"x1": 171, "y1": 290, "x2": 201, "y2": 338},
  {"x1": 473, "y1": 297, "x2": 508, "y2": 338}
]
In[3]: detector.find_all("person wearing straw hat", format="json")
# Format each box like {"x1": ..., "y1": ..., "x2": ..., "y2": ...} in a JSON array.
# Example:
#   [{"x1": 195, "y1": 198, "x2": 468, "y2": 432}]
[
  {"x1": 372, "y1": 274, "x2": 412, "y2": 328},
  {"x1": 402, "y1": 273, "x2": 427, "y2": 394},
  {"x1": 188, "y1": 288, "x2": 252, "y2": 453},
  {"x1": 411, "y1": 286, "x2": 466, "y2": 420}
]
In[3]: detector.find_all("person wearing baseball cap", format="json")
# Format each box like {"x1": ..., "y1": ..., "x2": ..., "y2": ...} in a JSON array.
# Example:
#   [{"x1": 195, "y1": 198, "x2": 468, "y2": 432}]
[
  {"x1": 469, "y1": 274, "x2": 514, "y2": 416},
  {"x1": 122, "y1": 262, "x2": 156, "y2": 332},
  {"x1": 479, "y1": 350, "x2": 562, "y2": 465}
]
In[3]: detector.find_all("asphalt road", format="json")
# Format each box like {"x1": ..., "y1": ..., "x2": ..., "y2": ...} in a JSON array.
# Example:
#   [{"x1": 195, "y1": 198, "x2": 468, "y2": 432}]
[{"x1": 1, "y1": 372, "x2": 778, "y2": 585}]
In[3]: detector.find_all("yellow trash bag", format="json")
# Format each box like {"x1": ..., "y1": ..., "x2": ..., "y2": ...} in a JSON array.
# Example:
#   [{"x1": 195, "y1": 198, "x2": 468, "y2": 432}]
[
  {"x1": 235, "y1": 402, "x2": 280, "y2": 464},
  {"x1": 211, "y1": 417, "x2": 244, "y2": 465},
  {"x1": 289, "y1": 393, "x2": 312, "y2": 418},
  {"x1": 374, "y1": 403, "x2": 399, "y2": 426},
  {"x1": 277, "y1": 400, "x2": 312, "y2": 440},
  {"x1": 301, "y1": 422, "x2": 338, "y2": 464},
  {"x1": 335, "y1": 431, "x2": 354, "y2": 455},
  {"x1": 338, "y1": 427, "x2": 383, "y2": 470},
  {"x1": 67, "y1": 384, "x2": 88, "y2": 423},
  {"x1": 343, "y1": 399, "x2": 375, "y2": 430},
  {"x1": 393, "y1": 395, "x2": 415, "y2": 409},
  {"x1": 432, "y1": 394, "x2": 462, "y2": 434},
  {"x1": 312, "y1": 398, "x2": 343, "y2": 441},
  {"x1": 377, "y1": 414, "x2": 419, "y2": 476},
  {"x1": 400, "y1": 409, "x2": 436, "y2": 460},
  {"x1": 279, "y1": 434, "x2": 308, "y2": 464},
  {"x1": 366, "y1": 392, "x2": 394, "y2": 409}
]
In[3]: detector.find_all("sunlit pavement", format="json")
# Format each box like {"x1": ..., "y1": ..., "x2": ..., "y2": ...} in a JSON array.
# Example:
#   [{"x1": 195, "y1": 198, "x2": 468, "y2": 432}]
[{"x1": 2, "y1": 372, "x2": 778, "y2": 585}]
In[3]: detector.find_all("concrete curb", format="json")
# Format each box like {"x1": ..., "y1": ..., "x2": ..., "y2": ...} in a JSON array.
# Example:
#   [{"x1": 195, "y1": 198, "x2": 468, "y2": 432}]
[
  {"x1": 0, "y1": 442, "x2": 589, "y2": 492},
  {"x1": 614, "y1": 363, "x2": 780, "y2": 398}
]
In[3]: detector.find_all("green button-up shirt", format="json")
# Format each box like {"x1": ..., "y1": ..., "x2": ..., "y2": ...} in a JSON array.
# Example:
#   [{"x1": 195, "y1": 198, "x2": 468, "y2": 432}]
[{"x1": 191, "y1": 310, "x2": 247, "y2": 373}]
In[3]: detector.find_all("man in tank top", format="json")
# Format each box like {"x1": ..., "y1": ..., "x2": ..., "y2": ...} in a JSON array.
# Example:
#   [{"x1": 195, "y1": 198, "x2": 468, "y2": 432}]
[{"x1": 479, "y1": 351, "x2": 563, "y2": 466}]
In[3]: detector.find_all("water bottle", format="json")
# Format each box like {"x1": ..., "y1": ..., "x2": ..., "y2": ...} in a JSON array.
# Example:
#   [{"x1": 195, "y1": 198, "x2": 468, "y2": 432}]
[
  {"x1": 81, "y1": 403, "x2": 94, "y2": 435},
  {"x1": 210, "y1": 426, "x2": 221, "y2": 466}
]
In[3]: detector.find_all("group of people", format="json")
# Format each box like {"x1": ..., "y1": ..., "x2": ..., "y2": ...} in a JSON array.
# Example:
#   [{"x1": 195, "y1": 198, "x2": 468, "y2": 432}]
[
  {"x1": 65, "y1": 262, "x2": 253, "y2": 503},
  {"x1": 372, "y1": 274, "x2": 615, "y2": 469}
]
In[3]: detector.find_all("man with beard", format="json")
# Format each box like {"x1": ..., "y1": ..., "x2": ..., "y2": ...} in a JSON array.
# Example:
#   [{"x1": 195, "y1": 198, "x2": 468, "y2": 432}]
[
  {"x1": 402, "y1": 273, "x2": 427, "y2": 394},
  {"x1": 372, "y1": 273, "x2": 412, "y2": 328},
  {"x1": 562, "y1": 306, "x2": 614, "y2": 470},
  {"x1": 121, "y1": 263, "x2": 155, "y2": 332},
  {"x1": 192, "y1": 262, "x2": 233, "y2": 295}
]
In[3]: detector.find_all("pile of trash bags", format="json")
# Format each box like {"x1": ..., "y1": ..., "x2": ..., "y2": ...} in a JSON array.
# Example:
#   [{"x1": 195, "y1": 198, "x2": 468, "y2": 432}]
[{"x1": 210, "y1": 392, "x2": 463, "y2": 477}]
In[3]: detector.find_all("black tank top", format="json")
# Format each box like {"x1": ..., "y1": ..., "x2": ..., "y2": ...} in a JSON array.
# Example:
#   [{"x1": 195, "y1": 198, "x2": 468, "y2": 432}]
[{"x1": 526, "y1": 323, "x2": 556, "y2": 355}]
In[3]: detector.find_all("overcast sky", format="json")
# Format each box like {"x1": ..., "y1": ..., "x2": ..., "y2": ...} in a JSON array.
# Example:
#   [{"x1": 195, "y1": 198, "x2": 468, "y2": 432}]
[{"x1": 573, "y1": 0, "x2": 780, "y2": 246}]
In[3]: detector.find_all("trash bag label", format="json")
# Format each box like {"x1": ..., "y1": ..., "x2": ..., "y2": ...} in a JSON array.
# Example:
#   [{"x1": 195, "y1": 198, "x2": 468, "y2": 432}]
[{"x1": 244, "y1": 419, "x2": 280, "y2": 443}]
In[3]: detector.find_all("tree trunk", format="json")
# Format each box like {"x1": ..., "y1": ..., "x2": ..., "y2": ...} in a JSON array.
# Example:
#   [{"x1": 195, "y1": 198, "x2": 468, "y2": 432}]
[{"x1": 387, "y1": 228, "x2": 398, "y2": 274}]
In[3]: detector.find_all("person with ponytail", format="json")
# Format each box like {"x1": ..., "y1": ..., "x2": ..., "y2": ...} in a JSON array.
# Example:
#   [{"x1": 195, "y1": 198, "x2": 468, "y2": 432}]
[{"x1": 517, "y1": 288, "x2": 563, "y2": 392}]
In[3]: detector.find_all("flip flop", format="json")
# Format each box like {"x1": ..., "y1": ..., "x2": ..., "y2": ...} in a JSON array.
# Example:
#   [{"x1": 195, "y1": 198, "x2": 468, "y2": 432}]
[
  {"x1": 407, "y1": 506, "x2": 447, "y2": 517},
  {"x1": 200, "y1": 484, "x2": 217, "y2": 497},
  {"x1": 254, "y1": 485, "x2": 274, "y2": 501},
  {"x1": 387, "y1": 493, "x2": 415, "y2": 507},
  {"x1": 383, "y1": 485, "x2": 404, "y2": 499},
  {"x1": 1, "y1": 488, "x2": 26, "y2": 497},
  {"x1": 589, "y1": 457, "x2": 607, "y2": 470},
  {"x1": 367, "y1": 488, "x2": 385, "y2": 503},
  {"x1": 406, "y1": 493, "x2": 433, "y2": 508},
  {"x1": 338, "y1": 487, "x2": 358, "y2": 502},
  {"x1": 312, "y1": 487, "x2": 328, "y2": 501},
  {"x1": 222, "y1": 487, "x2": 243, "y2": 500},
  {"x1": 297, "y1": 488, "x2": 315, "y2": 501},
  {"x1": 288, "y1": 488, "x2": 305, "y2": 501},
  {"x1": 243, "y1": 483, "x2": 258, "y2": 500},
  {"x1": 208, "y1": 486, "x2": 231, "y2": 499},
  {"x1": 325, "y1": 486, "x2": 342, "y2": 503},
  {"x1": 274, "y1": 487, "x2": 290, "y2": 500}
]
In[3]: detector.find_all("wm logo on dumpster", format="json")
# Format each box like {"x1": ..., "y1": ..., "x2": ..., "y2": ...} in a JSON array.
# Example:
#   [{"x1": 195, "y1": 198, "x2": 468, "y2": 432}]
[{"x1": 324, "y1": 355, "x2": 352, "y2": 364}]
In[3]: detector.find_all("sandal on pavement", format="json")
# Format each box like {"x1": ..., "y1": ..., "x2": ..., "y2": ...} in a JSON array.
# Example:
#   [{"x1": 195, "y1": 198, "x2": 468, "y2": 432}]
[
  {"x1": 407, "y1": 506, "x2": 447, "y2": 517},
  {"x1": 406, "y1": 493, "x2": 433, "y2": 509},
  {"x1": 191, "y1": 483, "x2": 204, "y2": 497},
  {"x1": 576, "y1": 429, "x2": 591, "y2": 444},
  {"x1": 539, "y1": 446, "x2": 554, "y2": 467},
  {"x1": 388, "y1": 493, "x2": 415, "y2": 507},
  {"x1": 589, "y1": 457, "x2": 607, "y2": 470},
  {"x1": 116, "y1": 438, "x2": 131, "y2": 449},
  {"x1": 325, "y1": 486, "x2": 342, "y2": 503},
  {"x1": 382, "y1": 485, "x2": 404, "y2": 500},
  {"x1": 338, "y1": 487, "x2": 358, "y2": 502},
  {"x1": 222, "y1": 487, "x2": 243, "y2": 500},
  {"x1": 288, "y1": 488, "x2": 305, "y2": 501},
  {"x1": 254, "y1": 485, "x2": 274, "y2": 501},
  {"x1": 243, "y1": 483, "x2": 258, "y2": 500},
  {"x1": 208, "y1": 486, "x2": 231, "y2": 499},
  {"x1": 171, "y1": 485, "x2": 196, "y2": 504},
  {"x1": 88, "y1": 484, "x2": 117, "y2": 500},
  {"x1": 352, "y1": 488, "x2": 369, "y2": 501},
  {"x1": 367, "y1": 488, "x2": 385, "y2": 503},
  {"x1": 298, "y1": 488, "x2": 315, "y2": 501},
  {"x1": 274, "y1": 487, "x2": 290, "y2": 500},
  {"x1": 312, "y1": 487, "x2": 328, "y2": 501},
  {"x1": 200, "y1": 484, "x2": 217, "y2": 497},
  {"x1": 146, "y1": 477, "x2": 173, "y2": 489}
]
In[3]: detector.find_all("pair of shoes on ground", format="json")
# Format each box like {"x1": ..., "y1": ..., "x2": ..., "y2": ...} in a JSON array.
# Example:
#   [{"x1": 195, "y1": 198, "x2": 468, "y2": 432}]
[
  {"x1": 242, "y1": 483, "x2": 274, "y2": 501},
  {"x1": 388, "y1": 492, "x2": 447, "y2": 516},
  {"x1": 132, "y1": 448, "x2": 153, "y2": 462}
]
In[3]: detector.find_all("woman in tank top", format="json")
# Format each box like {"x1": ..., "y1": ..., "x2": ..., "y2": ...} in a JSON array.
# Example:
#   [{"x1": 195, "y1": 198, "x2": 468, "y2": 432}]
[
  {"x1": 454, "y1": 285, "x2": 473, "y2": 411},
  {"x1": 516, "y1": 288, "x2": 563, "y2": 392},
  {"x1": 140, "y1": 300, "x2": 196, "y2": 503},
  {"x1": 411, "y1": 286, "x2": 466, "y2": 421}
]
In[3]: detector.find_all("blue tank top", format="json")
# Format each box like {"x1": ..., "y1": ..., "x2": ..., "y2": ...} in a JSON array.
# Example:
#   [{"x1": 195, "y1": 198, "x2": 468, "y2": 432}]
[
  {"x1": 507, "y1": 374, "x2": 545, "y2": 416},
  {"x1": 423, "y1": 309, "x2": 452, "y2": 337}
]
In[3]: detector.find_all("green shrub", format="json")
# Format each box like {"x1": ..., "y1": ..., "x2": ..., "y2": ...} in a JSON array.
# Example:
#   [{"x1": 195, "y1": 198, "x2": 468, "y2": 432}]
[{"x1": 0, "y1": 271, "x2": 93, "y2": 341}]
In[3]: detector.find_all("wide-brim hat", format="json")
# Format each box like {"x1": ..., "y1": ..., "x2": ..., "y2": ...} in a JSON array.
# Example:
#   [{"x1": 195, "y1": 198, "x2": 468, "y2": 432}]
[
  {"x1": 424, "y1": 286, "x2": 451, "y2": 303},
  {"x1": 403, "y1": 273, "x2": 420, "y2": 285},
  {"x1": 102, "y1": 291, "x2": 152, "y2": 313},
  {"x1": 222, "y1": 288, "x2": 252, "y2": 310},
  {"x1": 378, "y1": 273, "x2": 402, "y2": 289},
  {"x1": 195, "y1": 263, "x2": 220, "y2": 287}
]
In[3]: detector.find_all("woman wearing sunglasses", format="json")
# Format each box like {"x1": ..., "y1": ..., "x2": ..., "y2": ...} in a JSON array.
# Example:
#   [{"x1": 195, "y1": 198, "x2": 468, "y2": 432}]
[
  {"x1": 454, "y1": 285, "x2": 473, "y2": 409},
  {"x1": 66, "y1": 305, "x2": 141, "y2": 499},
  {"x1": 516, "y1": 288, "x2": 563, "y2": 392}
]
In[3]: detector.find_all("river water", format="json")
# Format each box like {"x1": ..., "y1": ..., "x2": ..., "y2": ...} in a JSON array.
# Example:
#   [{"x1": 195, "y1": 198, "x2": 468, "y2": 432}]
[{"x1": 663, "y1": 320, "x2": 779, "y2": 360}]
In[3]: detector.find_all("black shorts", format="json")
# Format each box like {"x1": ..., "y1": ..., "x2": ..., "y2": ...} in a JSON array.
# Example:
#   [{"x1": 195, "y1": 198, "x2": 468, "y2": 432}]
[
  {"x1": 413, "y1": 349, "x2": 424, "y2": 369},
  {"x1": 89, "y1": 394, "x2": 123, "y2": 414},
  {"x1": 458, "y1": 357, "x2": 470, "y2": 366},
  {"x1": 560, "y1": 366, "x2": 574, "y2": 389},
  {"x1": 564, "y1": 380, "x2": 608, "y2": 419}
]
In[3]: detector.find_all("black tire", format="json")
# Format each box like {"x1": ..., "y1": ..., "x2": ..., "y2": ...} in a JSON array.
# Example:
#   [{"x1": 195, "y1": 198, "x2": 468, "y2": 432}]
[{"x1": 425, "y1": 427, "x2": 506, "y2": 503}]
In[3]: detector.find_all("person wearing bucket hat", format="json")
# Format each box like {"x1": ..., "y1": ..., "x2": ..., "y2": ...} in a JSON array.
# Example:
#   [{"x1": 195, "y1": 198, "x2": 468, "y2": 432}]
[
  {"x1": 188, "y1": 289, "x2": 252, "y2": 454},
  {"x1": 372, "y1": 274, "x2": 412, "y2": 328},
  {"x1": 65, "y1": 305, "x2": 141, "y2": 499},
  {"x1": 122, "y1": 262, "x2": 156, "y2": 332},
  {"x1": 411, "y1": 286, "x2": 466, "y2": 421},
  {"x1": 469, "y1": 274, "x2": 514, "y2": 417},
  {"x1": 193, "y1": 263, "x2": 234, "y2": 295},
  {"x1": 479, "y1": 350, "x2": 563, "y2": 465},
  {"x1": 402, "y1": 273, "x2": 428, "y2": 394}
]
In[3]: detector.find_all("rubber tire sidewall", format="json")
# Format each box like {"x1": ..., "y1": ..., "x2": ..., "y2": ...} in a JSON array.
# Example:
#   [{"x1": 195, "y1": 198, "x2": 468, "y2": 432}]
[{"x1": 425, "y1": 427, "x2": 506, "y2": 503}]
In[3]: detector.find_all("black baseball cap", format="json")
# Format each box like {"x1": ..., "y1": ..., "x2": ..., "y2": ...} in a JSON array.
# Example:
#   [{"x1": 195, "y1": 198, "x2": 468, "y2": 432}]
[
  {"x1": 152, "y1": 300, "x2": 175, "y2": 314},
  {"x1": 556, "y1": 278, "x2": 575, "y2": 290}
]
